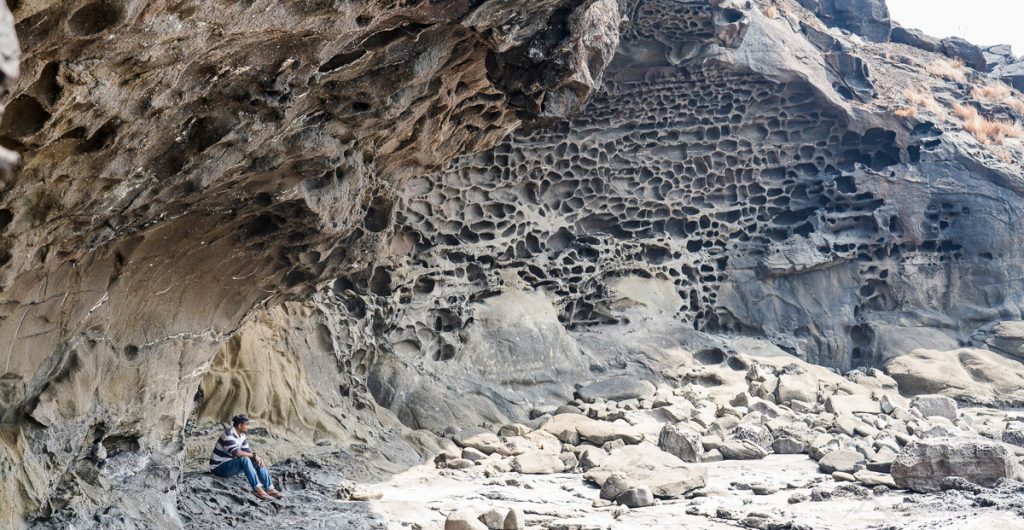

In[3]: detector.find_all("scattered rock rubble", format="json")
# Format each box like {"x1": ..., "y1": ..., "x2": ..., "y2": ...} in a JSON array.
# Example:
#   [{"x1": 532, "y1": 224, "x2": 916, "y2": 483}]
[{"x1": 414, "y1": 353, "x2": 1024, "y2": 528}]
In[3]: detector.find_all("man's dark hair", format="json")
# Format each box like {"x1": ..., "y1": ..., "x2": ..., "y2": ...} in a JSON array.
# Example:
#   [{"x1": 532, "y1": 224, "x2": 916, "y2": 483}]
[{"x1": 231, "y1": 413, "x2": 250, "y2": 427}]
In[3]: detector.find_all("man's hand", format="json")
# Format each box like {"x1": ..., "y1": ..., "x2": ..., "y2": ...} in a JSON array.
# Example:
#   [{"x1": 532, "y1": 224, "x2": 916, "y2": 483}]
[{"x1": 254, "y1": 455, "x2": 265, "y2": 468}]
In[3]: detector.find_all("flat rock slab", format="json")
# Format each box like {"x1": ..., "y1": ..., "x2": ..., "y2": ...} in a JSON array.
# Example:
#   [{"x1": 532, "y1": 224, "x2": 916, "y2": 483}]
[
  {"x1": 541, "y1": 413, "x2": 643, "y2": 445},
  {"x1": 584, "y1": 443, "x2": 707, "y2": 498},
  {"x1": 453, "y1": 427, "x2": 503, "y2": 453},
  {"x1": 892, "y1": 437, "x2": 1022, "y2": 492},
  {"x1": 577, "y1": 376, "x2": 656, "y2": 403},
  {"x1": 511, "y1": 452, "x2": 566, "y2": 474},
  {"x1": 911, "y1": 395, "x2": 957, "y2": 420},
  {"x1": 986, "y1": 321, "x2": 1024, "y2": 359},
  {"x1": 825, "y1": 394, "x2": 879, "y2": 416},
  {"x1": 818, "y1": 449, "x2": 864, "y2": 474}
]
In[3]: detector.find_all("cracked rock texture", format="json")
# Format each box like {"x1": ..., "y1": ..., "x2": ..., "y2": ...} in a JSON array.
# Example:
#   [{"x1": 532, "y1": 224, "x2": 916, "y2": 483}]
[{"x1": 3, "y1": 0, "x2": 1024, "y2": 528}]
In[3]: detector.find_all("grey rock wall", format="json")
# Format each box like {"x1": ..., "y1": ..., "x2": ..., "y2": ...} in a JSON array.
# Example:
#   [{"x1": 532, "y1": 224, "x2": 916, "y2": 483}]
[{"x1": 287, "y1": 0, "x2": 1024, "y2": 441}]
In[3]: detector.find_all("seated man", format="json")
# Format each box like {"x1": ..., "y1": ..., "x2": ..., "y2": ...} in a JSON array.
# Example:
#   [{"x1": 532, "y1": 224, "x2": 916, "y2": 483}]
[{"x1": 209, "y1": 414, "x2": 283, "y2": 500}]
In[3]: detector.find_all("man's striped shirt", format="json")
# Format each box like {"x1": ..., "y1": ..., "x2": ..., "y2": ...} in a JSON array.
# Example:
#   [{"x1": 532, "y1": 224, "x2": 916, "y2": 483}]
[{"x1": 209, "y1": 427, "x2": 252, "y2": 471}]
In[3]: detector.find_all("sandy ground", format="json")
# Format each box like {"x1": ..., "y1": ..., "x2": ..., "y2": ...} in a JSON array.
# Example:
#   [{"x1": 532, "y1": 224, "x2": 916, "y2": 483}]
[{"x1": 359, "y1": 455, "x2": 1024, "y2": 529}]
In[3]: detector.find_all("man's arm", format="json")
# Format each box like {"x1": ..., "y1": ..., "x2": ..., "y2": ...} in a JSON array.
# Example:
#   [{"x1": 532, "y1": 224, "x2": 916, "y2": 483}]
[{"x1": 232, "y1": 442, "x2": 254, "y2": 458}]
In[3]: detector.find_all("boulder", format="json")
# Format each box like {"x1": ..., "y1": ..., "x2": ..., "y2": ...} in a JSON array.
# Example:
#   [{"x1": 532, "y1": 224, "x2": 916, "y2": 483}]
[
  {"x1": 446, "y1": 458, "x2": 475, "y2": 470},
  {"x1": 577, "y1": 445, "x2": 608, "y2": 470},
  {"x1": 941, "y1": 36, "x2": 988, "y2": 72},
  {"x1": 558, "y1": 452, "x2": 579, "y2": 470},
  {"x1": 718, "y1": 440, "x2": 769, "y2": 460},
  {"x1": 453, "y1": 427, "x2": 504, "y2": 454},
  {"x1": 854, "y1": 470, "x2": 897, "y2": 488},
  {"x1": 600, "y1": 473, "x2": 631, "y2": 500},
  {"x1": 825, "y1": 394, "x2": 879, "y2": 416},
  {"x1": 834, "y1": 415, "x2": 859, "y2": 436},
  {"x1": 511, "y1": 452, "x2": 566, "y2": 474},
  {"x1": 776, "y1": 372, "x2": 818, "y2": 404},
  {"x1": 832, "y1": 471, "x2": 856, "y2": 482},
  {"x1": 656, "y1": 403, "x2": 694, "y2": 423},
  {"x1": 577, "y1": 376, "x2": 656, "y2": 403},
  {"x1": 657, "y1": 423, "x2": 703, "y2": 463},
  {"x1": 987, "y1": 321, "x2": 1024, "y2": 360},
  {"x1": 498, "y1": 424, "x2": 533, "y2": 437},
  {"x1": 751, "y1": 483, "x2": 778, "y2": 495},
  {"x1": 479, "y1": 509, "x2": 509, "y2": 530},
  {"x1": 879, "y1": 394, "x2": 906, "y2": 415},
  {"x1": 892, "y1": 437, "x2": 1022, "y2": 492},
  {"x1": 910, "y1": 395, "x2": 957, "y2": 420},
  {"x1": 891, "y1": 25, "x2": 940, "y2": 53},
  {"x1": 702, "y1": 449, "x2": 723, "y2": 463},
  {"x1": 996, "y1": 61, "x2": 1024, "y2": 92},
  {"x1": 818, "y1": 449, "x2": 864, "y2": 474},
  {"x1": 585, "y1": 444, "x2": 707, "y2": 498},
  {"x1": 983, "y1": 45, "x2": 1015, "y2": 71},
  {"x1": 731, "y1": 423, "x2": 773, "y2": 450},
  {"x1": 503, "y1": 509, "x2": 525, "y2": 530},
  {"x1": 446, "y1": 512, "x2": 489, "y2": 530},
  {"x1": 616, "y1": 486, "x2": 655, "y2": 508},
  {"x1": 772, "y1": 437, "x2": 806, "y2": 454},
  {"x1": 462, "y1": 448, "x2": 488, "y2": 462},
  {"x1": 1002, "y1": 422, "x2": 1024, "y2": 448},
  {"x1": 541, "y1": 414, "x2": 643, "y2": 445}
]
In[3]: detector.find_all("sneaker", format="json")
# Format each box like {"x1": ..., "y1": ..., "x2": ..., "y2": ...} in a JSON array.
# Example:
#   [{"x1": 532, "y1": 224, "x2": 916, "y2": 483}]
[
  {"x1": 267, "y1": 489, "x2": 284, "y2": 498},
  {"x1": 253, "y1": 488, "x2": 272, "y2": 500}
]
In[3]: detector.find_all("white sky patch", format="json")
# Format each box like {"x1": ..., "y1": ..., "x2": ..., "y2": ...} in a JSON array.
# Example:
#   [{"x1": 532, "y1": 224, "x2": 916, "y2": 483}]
[{"x1": 886, "y1": 0, "x2": 1024, "y2": 57}]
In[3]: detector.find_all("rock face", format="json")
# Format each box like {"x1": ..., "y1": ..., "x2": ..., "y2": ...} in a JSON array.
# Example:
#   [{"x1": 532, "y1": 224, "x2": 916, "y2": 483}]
[
  {"x1": 997, "y1": 61, "x2": 1024, "y2": 91},
  {"x1": 338, "y1": 0, "x2": 1024, "y2": 385},
  {"x1": 0, "y1": 0, "x2": 620, "y2": 525},
  {"x1": 3, "y1": 0, "x2": 1024, "y2": 527},
  {"x1": 798, "y1": 0, "x2": 892, "y2": 42},
  {"x1": 891, "y1": 437, "x2": 1022, "y2": 492}
]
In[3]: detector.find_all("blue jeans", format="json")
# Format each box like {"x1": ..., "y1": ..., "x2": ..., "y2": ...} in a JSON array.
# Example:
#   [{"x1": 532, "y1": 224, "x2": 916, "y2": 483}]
[{"x1": 212, "y1": 457, "x2": 273, "y2": 491}]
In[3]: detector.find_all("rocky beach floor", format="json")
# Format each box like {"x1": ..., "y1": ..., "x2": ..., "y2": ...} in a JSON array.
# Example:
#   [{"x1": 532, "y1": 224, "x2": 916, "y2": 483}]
[{"x1": 179, "y1": 349, "x2": 1024, "y2": 529}]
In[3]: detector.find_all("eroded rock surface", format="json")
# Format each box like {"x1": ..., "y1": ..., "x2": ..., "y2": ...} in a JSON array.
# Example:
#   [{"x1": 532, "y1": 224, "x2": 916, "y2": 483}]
[
  {"x1": 4, "y1": 0, "x2": 1024, "y2": 528},
  {"x1": 0, "y1": 0, "x2": 620, "y2": 525}
]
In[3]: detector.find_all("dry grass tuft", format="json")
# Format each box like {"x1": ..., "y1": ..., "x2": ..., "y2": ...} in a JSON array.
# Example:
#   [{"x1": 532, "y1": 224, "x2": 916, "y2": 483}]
[
  {"x1": 927, "y1": 58, "x2": 968, "y2": 83},
  {"x1": 971, "y1": 82, "x2": 1013, "y2": 102},
  {"x1": 894, "y1": 107, "x2": 917, "y2": 118},
  {"x1": 953, "y1": 102, "x2": 1024, "y2": 144},
  {"x1": 904, "y1": 86, "x2": 943, "y2": 115},
  {"x1": 970, "y1": 81, "x2": 1024, "y2": 115}
]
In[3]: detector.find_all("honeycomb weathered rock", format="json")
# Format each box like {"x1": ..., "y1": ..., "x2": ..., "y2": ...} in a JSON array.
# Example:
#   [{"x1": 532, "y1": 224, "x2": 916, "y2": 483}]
[
  {"x1": 295, "y1": 0, "x2": 1024, "y2": 434},
  {"x1": 0, "y1": 0, "x2": 621, "y2": 525}
]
